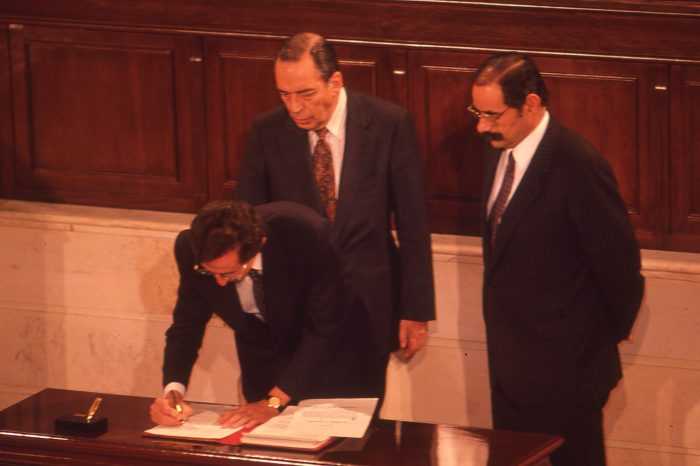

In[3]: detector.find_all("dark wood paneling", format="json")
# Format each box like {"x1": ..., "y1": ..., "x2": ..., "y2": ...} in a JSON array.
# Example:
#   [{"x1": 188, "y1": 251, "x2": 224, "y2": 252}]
[
  {"x1": 533, "y1": 57, "x2": 666, "y2": 247},
  {"x1": 204, "y1": 37, "x2": 280, "y2": 201},
  {"x1": 409, "y1": 50, "x2": 490, "y2": 235},
  {"x1": 0, "y1": 1, "x2": 698, "y2": 252},
  {"x1": 204, "y1": 37, "x2": 406, "y2": 199},
  {"x1": 9, "y1": 24, "x2": 207, "y2": 211},
  {"x1": 669, "y1": 64, "x2": 700, "y2": 249},
  {"x1": 335, "y1": 45, "x2": 407, "y2": 109},
  {"x1": 0, "y1": 23, "x2": 13, "y2": 197},
  {"x1": 0, "y1": 1, "x2": 698, "y2": 61}
]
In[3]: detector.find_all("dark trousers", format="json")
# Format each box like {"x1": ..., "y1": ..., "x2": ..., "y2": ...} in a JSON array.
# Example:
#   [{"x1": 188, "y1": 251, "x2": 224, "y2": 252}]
[
  {"x1": 366, "y1": 352, "x2": 390, "y2": 415},
  {"x1": 491, "y1": 383, "x2": 608, "y2": 466}
]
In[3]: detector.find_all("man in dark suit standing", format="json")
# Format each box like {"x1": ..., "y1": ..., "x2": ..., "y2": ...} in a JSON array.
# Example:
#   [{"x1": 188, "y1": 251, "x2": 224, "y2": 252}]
[
  {"x1": 472, "y1": 53, "x2": 644, "y2": 465},
  {"x1": 150, "y1": 201, "x2": 373, "y2": 428},
  {"x1": 236, "y1": 32, "x2": 435, "y2": 402}
]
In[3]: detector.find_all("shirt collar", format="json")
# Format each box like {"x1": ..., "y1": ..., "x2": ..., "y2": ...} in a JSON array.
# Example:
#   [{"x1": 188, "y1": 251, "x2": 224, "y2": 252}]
[
  {"x1": 324, "y1": 87, "x2": 347, "y2": 139},
  {"x1": 252, "y1": 252, "x2": 263, "y2": 273},
  {"x1": 511, "y1": 110, "x2": 549, "y2": 163}
]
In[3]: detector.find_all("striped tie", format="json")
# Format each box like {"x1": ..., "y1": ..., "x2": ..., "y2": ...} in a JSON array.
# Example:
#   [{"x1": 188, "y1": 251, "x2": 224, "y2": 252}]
[{"x1": 489, "y1": 151, "x2": 515, "y2": 248}]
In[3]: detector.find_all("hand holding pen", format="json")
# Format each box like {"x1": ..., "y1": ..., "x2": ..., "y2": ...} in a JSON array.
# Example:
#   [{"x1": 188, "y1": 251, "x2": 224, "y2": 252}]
[{"x1": 149, "y1": 390, "x2": 191, "y2": 426}]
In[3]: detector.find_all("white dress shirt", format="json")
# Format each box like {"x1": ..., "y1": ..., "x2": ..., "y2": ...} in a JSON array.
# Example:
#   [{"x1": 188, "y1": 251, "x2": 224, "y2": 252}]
[
  {"x1": 487, "y1": 111, "x2": 550, "y2": 217},
  {"x1": 308, "y1": 87, "x2": 347, "y2": 195}
]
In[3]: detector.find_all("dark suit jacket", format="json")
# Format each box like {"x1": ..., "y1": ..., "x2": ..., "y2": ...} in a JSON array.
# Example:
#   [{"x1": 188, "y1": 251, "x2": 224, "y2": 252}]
[
  {"x1": 481, "y1": 117, "x2": 644, "y2": 407},
  {"x1": 235, "y1": 89, "x2": 435, "y2": 354},
  {"x1": 162, "y1": 202, "x2": 373, "y2": 402}
]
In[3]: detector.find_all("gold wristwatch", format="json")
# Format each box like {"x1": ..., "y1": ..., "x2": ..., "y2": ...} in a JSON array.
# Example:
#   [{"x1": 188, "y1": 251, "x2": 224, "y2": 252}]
[{"x1": 266, "y1": 395, "x2": 283, "y2": 412}]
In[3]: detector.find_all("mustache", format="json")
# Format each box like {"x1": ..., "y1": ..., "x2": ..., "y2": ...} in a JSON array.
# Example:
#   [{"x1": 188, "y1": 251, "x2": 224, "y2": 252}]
[{"x1": 481, "y1": 132, "x2": 504, "y2": 141}]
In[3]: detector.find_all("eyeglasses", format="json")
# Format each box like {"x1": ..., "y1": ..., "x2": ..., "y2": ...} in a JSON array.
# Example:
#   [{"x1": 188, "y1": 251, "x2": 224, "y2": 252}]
[
  {"x1": 467, "y1": 103, "x2": 511, "y2": 121},
  {"x1": 193, "y1": 259, "x2": 254, "y2": 284}
]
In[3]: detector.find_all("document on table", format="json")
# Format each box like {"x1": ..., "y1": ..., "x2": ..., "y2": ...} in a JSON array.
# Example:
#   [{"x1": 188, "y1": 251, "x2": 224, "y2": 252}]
[
  {"x1": 144, "y1": 403, "x2": 241, "y2": 440},
  {"x1": 241, "y1": 398, "x2": 377, "y2": 450},
  {"x1": 244, "y1": 405, "x2": 328, "y2": 441},
  {"x1": 286, "y1": 398, "x2": 378, "y2": 438}
]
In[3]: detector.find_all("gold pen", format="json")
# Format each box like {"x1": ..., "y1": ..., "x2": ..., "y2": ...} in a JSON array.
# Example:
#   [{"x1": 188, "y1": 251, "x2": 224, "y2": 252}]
[
  {"x1": 167, "y1": 390, "x2": 184, "y2": 424},
  {"x1": 85, "y1": 397, "x2": 102, "y2": 423}
]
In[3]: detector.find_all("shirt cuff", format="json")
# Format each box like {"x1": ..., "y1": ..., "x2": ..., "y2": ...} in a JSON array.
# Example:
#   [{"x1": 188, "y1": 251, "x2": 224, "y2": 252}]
[{"x1": 163, "y1": 382, "x2": 186, "y2": 397}]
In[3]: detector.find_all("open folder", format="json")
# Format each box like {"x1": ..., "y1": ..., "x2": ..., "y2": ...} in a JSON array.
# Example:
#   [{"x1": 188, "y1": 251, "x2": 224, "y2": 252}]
[
  {"x1": 240, "y1": 398, "x2": 378, "y2": 451},
  {"x1": 144, "y1": 398, "x2": 377, "y2": 451}
]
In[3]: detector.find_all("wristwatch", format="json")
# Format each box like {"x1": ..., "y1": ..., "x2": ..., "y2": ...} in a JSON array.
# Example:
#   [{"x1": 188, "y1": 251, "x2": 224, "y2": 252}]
[{"x1": 266, "y1": 395, "x2": 283, "y2": 412}]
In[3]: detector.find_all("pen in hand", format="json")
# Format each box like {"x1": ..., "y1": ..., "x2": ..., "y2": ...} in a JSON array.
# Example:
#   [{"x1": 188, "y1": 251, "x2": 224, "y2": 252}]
[{"x1": 167, "y1": 390, "x2": 184, "y2": 425}]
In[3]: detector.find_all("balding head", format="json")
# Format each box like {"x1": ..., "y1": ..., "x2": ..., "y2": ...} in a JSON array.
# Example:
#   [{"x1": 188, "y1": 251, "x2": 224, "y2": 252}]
[{"x1": 277, "y1": 32, "x2": 339, "y2": 82}]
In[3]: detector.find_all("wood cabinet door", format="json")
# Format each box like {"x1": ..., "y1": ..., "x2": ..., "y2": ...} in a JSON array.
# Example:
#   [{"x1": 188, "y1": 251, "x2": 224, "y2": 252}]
[
  {"x1": 0, "y1": 24, "x2": 12, "y2": 198},
  {"x1": 408, "y1": 50, "x2": 492, "y2": 236},
  {"x1": 9, "y1": 24, "x2": 207, "y2": 212},
  {"x1": 203, "y1": 36, "x2": 406, "y2": 200},
  {"x1": 669, "y1": 64, "x2": 700, "y2": 250},
  {"x1": 534, "y1": 57, "x2": 666, "y2": 249},
  {"x1": 409, "y1": 50, "x2": 665, "y2": 246}
]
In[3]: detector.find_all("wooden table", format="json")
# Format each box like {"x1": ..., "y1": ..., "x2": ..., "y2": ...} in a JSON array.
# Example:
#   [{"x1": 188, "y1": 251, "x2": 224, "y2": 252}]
[{"x1": 0, "y1": 389, "x2": 562, "y2": 465}]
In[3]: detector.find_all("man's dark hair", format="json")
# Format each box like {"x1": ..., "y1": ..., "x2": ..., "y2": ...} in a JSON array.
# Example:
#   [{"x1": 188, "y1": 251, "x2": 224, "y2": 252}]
[
  {"x1": 189, "y1": 201, "x2": 264, "y2": 264},
  {"x1": 277, "y1": 32, "x2": 339, "y2": 81},
  {"x1": 474, "y1": 53, "x2": 549, "y2": 108}
]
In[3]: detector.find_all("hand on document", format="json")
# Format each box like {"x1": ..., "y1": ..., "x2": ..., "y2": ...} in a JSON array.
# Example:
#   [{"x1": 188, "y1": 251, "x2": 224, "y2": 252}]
[
  {"x1": 217, "y1": 400, "x2": 279, "y2": 428},
  {"x1": 240, "y1": 398, "x2": 379, "y2": 450},
  {"x1": 149, "y1": 393, "x2": 193, "y2": 426}
]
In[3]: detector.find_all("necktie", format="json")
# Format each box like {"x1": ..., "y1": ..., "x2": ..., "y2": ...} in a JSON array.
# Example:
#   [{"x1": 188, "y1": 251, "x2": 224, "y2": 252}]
[
  {"x1": 489, "y1": 151, "x2": 515, "y2": 248},
  {"x1": 247, "y1": 269, "x2": 266, "y2": 319},
  {"x1": 312, "y1": 128, "x2": 337, "y2": 223}
]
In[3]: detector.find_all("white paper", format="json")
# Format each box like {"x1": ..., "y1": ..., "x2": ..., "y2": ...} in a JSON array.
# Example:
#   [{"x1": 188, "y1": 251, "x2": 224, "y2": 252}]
[
  {"x1": 286, "y1": 398, "x2": 377, "y2": 438},
  {"x1": 145, "y1": 408, "x2": 242, "y2": 440},
  {"x1": 244, "y1": 406, "x2": 328, "y2": 442}
]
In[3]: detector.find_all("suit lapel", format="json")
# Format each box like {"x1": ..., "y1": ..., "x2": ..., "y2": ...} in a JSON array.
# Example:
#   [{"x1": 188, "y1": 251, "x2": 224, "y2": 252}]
[
  {"x1": 334, "y1": 90, "x2": 375, "y2": 241},
  {"x1": 487, "y1": 118, "x2": 561, "y2": 268}
]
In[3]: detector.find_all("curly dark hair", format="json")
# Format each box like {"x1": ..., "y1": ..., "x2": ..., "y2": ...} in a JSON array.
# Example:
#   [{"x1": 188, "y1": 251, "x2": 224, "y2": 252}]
[
  {"x1": 189, "y1": 201, "x2": 264, "y2": 264},
  {"x1": 474, "y1": 52, "x2": 549, "y2": 108},
  {"x1": 276, "y1": 32, "x2": 339, "y2": 82}
]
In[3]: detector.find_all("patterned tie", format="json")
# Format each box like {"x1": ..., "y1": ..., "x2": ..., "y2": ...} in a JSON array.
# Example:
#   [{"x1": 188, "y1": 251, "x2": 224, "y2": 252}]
[
  {"x1": 247, "y1": 269, "x2": 266, "y2": 319},
  {"x1": 312, "y1": 128, "x2": 337, "y2": 223},
  {"x1": 489, "y1": 150, "x2": 515, "y2": 248}
]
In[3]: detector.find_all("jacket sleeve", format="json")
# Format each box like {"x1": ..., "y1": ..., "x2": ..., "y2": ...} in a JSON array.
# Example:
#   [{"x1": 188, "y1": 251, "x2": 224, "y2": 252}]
[
  {"x1": 390, "y1": 110, "x2": 436, "y2": 322},
  {"x1": 568, "y1": 149, "x2": 645, "y2": 341},
  {"x1": 162, "y1": 231, "x2": 213, "y2": 388}
]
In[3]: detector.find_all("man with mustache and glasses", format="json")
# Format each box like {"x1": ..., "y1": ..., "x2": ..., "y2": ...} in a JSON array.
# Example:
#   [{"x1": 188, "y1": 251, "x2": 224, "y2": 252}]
[
  {"x1": 150, "y1": 201, "x2": 373, "y2": 429},
  {"x1": 471, "y1": 53, "x2": 644, "y2": 466}
]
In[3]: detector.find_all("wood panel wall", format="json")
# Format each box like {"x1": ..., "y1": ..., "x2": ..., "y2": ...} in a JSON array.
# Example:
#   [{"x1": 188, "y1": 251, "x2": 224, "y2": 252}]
[{"x1": 0, "y1": 0, "x2": 699, "y2": 251}]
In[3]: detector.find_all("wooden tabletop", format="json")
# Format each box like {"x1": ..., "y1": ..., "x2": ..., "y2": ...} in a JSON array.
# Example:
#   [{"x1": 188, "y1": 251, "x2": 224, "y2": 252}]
[{"x1": 0, "y1": 388, "x2": 562, "y2": 466}]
